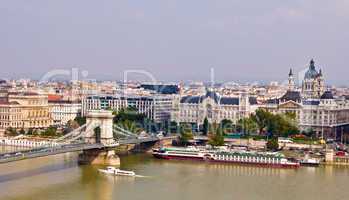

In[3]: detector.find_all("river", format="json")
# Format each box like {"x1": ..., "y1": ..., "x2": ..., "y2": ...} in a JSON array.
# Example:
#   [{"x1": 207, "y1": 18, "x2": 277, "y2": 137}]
[{"x1": 0, "y1": 147, "x2": 349, "y2": 200}]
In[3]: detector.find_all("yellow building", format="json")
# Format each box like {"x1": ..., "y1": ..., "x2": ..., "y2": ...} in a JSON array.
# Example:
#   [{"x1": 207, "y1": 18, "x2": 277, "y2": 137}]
[{"x1": 0, "y1": 92, "x2": 53, "y2": 132}]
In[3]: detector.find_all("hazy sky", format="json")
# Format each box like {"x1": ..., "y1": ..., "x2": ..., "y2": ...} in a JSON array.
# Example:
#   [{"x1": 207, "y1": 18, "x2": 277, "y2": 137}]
[{"x1": 1, "y1": 0, "x2": 348, "y2": 85}]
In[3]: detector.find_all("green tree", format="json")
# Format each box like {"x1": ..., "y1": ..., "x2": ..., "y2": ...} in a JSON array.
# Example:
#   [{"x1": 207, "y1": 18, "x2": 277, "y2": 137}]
[
  {"x1": 179, "y1": 123, "x2": 194, "y2": 145},
  {"x1": 251, "y1": 109, "x2": 272, "y2": 134},
  {"x1": 208, "y1": 126, "x2": 225, "y2": 147},
  {"x1": 19, "y1": 128, "x2": 26, "y2": 135},
  {"x1": 285, "y1": 111, "x2": 297, "y2": 120},
  {"x1": 266, "y1": 138, "x2": 279, "y2": 151},
  {"x1": 74, "y1": 116, "x2": 86, "y2": 126},
  {"x1": 203, "y1": 117, "x2": 209, "y2": 135},
  {"x1": 116, "y1": 119, "x2": 143, "y2": 134},
  {"x1": 113, "y1": 107, "x2": 146, "y2": 124},
  {"x1": 237, "y1": 117, "x2": 257, "y2": 136},
  {"x1": 169, "y1": 121, "x2": 179, "y2": 134},
  {"x1": 304, "y1": 128, "x2": 316, "y2": 138},
  {"x1": 267, "y1": 114, "x2": 299, "y2": 138},
  {"x1": 5, "y1": 127, "x2": 17, "y2": 136},
  {"x1": 42, "y1": 127, "x2": 58, "y2": 137},
  {"x1": 220, "y1": 119, "x2": 234, "y2": 135},
  {"x1": 27, "y1": 128, "x2": 34, "y2": 135}
]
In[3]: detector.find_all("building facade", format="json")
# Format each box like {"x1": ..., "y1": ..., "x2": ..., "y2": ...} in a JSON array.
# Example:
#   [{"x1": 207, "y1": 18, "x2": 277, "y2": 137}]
[
  {"x1": 172, "y1": 90, "x2": 258, "y2": 126},
  {"x1": 0, "y1": 92, "x2": 53, "y2": 132},
  {"x1": 263, "y1": 60, "x2": 349, "y2": 139},
  {"x1": 82, "y1": 95, "x2": 173, "y2": 123},
  {"x1": 49, "y1": 100, "x2": 81, "y2": 126}
]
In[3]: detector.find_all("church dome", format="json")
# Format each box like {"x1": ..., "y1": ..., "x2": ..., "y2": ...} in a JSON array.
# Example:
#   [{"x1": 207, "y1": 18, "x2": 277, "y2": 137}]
[{"x1": 304, "y1": 59, "x2": 320, "y2": 79}]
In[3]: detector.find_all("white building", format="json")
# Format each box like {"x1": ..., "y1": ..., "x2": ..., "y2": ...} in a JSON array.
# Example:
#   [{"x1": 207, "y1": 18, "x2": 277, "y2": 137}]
[
  {"x1": 172, "y1": 90, "x2": 258, "y2": 126},
  {"x1": 263, "y1": 59, "x2": 349, "y2": 139},
  {"x1": 81, "y1": 95, "x2": 173, "y2": 123},
  {"x1": 49, "y1": 100, "x2": 81, "y2": 126}
]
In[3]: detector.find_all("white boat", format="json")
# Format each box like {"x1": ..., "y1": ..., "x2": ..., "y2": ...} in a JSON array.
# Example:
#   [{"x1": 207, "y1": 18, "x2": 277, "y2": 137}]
[
  {"x1": 98, "y1": 166, "x2": 136, "y2": 177},
  {"x1": 300, "y1": 158, "x2": 320, "y2": 167}
]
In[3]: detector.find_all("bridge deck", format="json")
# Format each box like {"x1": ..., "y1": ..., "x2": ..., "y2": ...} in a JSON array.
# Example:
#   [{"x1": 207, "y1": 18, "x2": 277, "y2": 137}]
[
  {"x1": 0, "y1": 143, "x2": 103, "y2": 164},
  {"x1": 0, "y1": 136, "x2": 176, "y2": 164}
]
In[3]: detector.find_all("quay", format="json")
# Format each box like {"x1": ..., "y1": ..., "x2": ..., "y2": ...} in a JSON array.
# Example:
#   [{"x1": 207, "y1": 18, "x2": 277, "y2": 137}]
[{"x1": 0, "y1": 137, "x2": 59, "y2": 148}]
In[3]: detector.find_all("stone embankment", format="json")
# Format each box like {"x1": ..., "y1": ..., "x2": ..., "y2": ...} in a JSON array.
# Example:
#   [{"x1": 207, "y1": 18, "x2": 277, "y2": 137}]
[{"x1": 0, "y1": 137, "x2": 58, "y2": 148}]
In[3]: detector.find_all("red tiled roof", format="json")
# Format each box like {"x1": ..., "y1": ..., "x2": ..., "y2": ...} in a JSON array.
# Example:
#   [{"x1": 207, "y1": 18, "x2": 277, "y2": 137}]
[{"x1": 48, "y1": 94, "x2": 63, "y2": 101}]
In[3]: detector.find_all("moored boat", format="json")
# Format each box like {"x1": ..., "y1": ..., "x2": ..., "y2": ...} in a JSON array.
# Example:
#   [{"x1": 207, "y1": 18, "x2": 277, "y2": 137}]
[
  {"x1": 152, "y1": 147, "x2": 300, "y2": 168},
  {"x1": 300, "y1": 158, "x2": 320, "y2": 167}
]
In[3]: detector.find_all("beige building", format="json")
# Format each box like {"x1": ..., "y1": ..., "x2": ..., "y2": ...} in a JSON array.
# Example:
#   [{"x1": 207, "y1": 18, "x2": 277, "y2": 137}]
[
  {"x1": 0, "y1": 101, "x2": 23, "y2": 129},
  {"x1": 263, "y1": 60, "x2": 349, "y2": 139},
  {"x1": 172, "y1": 90, "x2": 258, "y2": 127},
  {"x1": 0, "y1": 92, "x2": 53, "y2": 132}
]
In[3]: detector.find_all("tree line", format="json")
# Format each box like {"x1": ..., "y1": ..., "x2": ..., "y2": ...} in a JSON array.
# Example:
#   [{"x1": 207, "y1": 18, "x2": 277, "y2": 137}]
[{"x1": 178, "y1": 109, "x2": 301, "y2": 148}]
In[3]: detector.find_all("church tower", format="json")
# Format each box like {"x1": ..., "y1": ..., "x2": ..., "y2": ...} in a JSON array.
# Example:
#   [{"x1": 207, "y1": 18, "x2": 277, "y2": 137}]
[{"x1": 288, "y1": 68, "x2": 295, "y2": 91}]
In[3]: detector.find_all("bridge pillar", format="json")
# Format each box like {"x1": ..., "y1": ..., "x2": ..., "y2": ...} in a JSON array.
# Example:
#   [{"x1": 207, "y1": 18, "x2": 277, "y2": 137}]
[
  {"x1": 84, "y1": 110, "x2": 115, "y2": 145},
  {"x1": 78, "y1": 149, "x2": 120, "y2": 166},
  {"x1": 79, "y1": 110, "x2": 120, "y2": 166}
]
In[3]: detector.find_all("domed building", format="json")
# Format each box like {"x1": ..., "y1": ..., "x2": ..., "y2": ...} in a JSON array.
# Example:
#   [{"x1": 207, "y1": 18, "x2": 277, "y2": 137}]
[
  {"x1": 263, "y1": 59, "x2": 349, "y2": 139},
  {"x1": 301, "y1": 59, "x2": 325, "y2": 98}
]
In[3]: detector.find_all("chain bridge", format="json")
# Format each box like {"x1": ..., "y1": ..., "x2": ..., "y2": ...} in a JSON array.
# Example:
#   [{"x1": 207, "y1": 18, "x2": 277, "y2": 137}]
[{"x1": 0, "y1": 110, "x2": 168, "y2": 164}]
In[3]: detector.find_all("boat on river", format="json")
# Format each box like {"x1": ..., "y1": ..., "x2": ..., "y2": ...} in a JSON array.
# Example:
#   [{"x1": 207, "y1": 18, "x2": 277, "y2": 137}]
[
  {"x1": 300, "y1": 154, "x2": 320, "y2": 167},
  {"x1": 98, "y1": 166, "x2": 136, "y2": 177},
  {"x1": 152, "y1": 147, "x2": 300, "y2": 168}
]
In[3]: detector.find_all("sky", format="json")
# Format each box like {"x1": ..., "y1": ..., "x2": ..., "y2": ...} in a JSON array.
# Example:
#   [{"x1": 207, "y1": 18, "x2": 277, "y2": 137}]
[{"x1": 0, "y1": 0, "x2": 349, "y2": 85}]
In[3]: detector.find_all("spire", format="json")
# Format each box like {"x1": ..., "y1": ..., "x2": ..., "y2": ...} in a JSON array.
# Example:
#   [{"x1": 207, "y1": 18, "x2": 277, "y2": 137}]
[
  {"x1": 310, "y1": 59, "x2": 315, "y2": 70},
  {"x1": 288, "y1": 68, "x2": 295, "y2": 91},
  {"x1": 289, "y1": 68, "x2": 293, "y2": 76},
  {"x1": 319, "y1": 69, "x2": 322, "y2": 76}
]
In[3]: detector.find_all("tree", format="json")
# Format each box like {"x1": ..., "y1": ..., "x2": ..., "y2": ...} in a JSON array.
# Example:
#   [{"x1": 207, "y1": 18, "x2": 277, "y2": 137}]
[
  {"x1": 203, "y1": 117, "x2": 209, "y2": 135},
  {"x1": 5, "y1": 127, "x2": 17, "y2": 136},
  {"x1": 267, "y1": 114, "x2": 299, "y2": 138},
  {"x1": 303, "y1": 128, "x2": 316, "y2": 138},
  {"x1": 285, "y1": 111, "x2": 297, "y2": 120},
  {"x1": 116, "y1": 119, "x2": 142, "y2": 134},
  {"x1": 266, "y1": 138, "x2": 279, "y2": 151},
  {"x1": 113, "y1": 107, "x2": 146, "y2": 124},
  {"x1": 208, "y1": 126, "x2": 225, "y2": 147},
  {"x1": 74, "y1": 116, "x2": 86, "y2": 126},
  {"x1": 19, "y1": 128, "x2": 26, "y2": 135},
  {"x1": 220, "y1": 119, "x2": 234, "y2": 135},
  {"x1": 179, "y1": 123, "x2": 194, "y2": 145},
  {"x1": 41, "y1": 127, "x2": 59, "y2": 137},
  {"x1": 237, "y1": 117, "x2": 257, "y2": 136},
  {"x1": 251, "y1": 109, "x2": 272, "y2": 135},
  {"x1": 27, "y1": 128, "x2": 34, "y2": 135},
  {"x1": 169, "y1": 121, "x2": 179, "y2": 134}
]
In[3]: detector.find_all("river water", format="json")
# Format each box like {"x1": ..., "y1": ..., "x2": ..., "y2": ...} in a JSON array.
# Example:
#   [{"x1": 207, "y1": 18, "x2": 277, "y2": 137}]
[{"x1": 1, "y1": 147, "x2": 349, "y2": 200}]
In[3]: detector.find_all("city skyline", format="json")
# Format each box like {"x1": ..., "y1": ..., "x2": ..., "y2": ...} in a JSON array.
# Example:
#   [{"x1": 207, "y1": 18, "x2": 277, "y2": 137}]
[
  {"x1": 1, "y1": 1, "x2": 349, "y2": 85},
  {"x1": 2, "y1": 2, "x2": 349, "y2": 200}
]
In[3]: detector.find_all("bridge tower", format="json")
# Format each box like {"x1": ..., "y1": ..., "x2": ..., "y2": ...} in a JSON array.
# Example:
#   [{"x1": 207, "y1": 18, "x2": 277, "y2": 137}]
[
  {"x1": 84, "y1": 110, "x2": 115, "y2": 145},
  {"x1": 78, "y1": 110, "x2": 120, "y2": 166}
]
